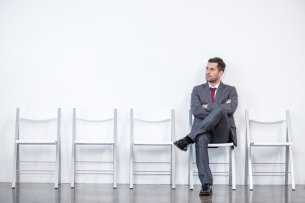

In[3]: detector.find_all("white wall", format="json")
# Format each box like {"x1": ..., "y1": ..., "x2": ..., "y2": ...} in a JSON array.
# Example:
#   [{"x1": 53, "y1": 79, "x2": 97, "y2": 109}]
[{"x1": 0, "y1": 0, "x2": 305, "y2": 185}]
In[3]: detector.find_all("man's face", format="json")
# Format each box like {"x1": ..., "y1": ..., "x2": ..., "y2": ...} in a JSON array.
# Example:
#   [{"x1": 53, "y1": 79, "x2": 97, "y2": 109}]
[{"x1": 205, "y1": 62, "x2": 223, "y2": 84}]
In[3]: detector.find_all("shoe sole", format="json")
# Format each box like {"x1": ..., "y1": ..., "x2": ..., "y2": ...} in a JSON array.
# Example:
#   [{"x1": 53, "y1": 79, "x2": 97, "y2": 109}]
[
  {"x1": 199, "y1": 189, "x2": 212, "y2": 196},
  {"x1": 173, "y1": 142, "x2": 187, "y2": 152},
  {"x1": 199, "y1": 193, "x2": 211, "y2": 196}
]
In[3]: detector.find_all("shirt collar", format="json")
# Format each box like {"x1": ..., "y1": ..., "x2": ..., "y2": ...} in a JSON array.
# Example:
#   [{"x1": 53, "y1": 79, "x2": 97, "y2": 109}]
[{"x1": 208, "y1": 81, "x2": 220, "y2": 89}]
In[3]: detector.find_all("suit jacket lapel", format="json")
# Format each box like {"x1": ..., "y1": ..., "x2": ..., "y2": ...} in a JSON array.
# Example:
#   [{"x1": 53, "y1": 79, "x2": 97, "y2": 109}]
[
  {"x1": 203, "y1": 82, "x2": 212, "y2": 103},
  {"x1": 214, "y1": 81, "x2": 225, "y2": 104}
]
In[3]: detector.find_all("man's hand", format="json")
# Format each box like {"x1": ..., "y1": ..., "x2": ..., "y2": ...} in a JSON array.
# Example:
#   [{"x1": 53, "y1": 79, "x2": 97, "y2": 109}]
[
  {"x1": 202, "y1": 104, "x2": 208, "y2": 109},
  {"x1": 226, "y1": 99, "x2": 231, "y2": 104}
]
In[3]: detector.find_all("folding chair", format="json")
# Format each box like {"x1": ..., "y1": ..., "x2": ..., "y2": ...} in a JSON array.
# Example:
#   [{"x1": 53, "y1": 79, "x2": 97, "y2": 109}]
[
  {"x1": 12, "y1": 108, "x2": 61, "y2": 189},
  {"x1": 129, "y1": 109, "x2": 175, "y2": 189},
  {"x1": 188, "y1": 110, "x2": 236, "y2": 190},
  {"x1": 71, "y1": 108, "x2": 117, "y2": 188},
  {"x1": 245, "y1": 109, "x2": 295, "y2": 191}
]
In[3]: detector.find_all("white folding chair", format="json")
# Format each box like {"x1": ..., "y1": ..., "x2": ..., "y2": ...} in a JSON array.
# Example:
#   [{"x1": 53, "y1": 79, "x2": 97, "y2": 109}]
[
  {"x1": 71, "y1": 108, "x2": 117, "y2": 188},
  {"x1": 12, "y1": 108, "x2": 61, "y2": 189},
  {"x1": 245, "y1": 109, "x2": 295, "y2": 191},
  {"x1": 188, "y1": 110, "x2": 236, "y2": 190},
  {"x1": 129, "y1": 109, "x2": 175, "y2": 189}
]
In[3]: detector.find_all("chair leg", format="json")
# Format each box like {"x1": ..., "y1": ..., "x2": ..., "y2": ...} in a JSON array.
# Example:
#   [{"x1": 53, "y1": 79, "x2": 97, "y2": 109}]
[
  {"x1": 55, "y1": 143, "x2": 59, "y2": 189},
  {"x1": 170, "y1": 145, "x2": 172, "y2": 186},
  {"x1": 171, "y1": 144, "x2": 176, "y2": 189},
  {"x1": 13, "y1": 109, "x2": 20, "y2": 189},
  {"x1": 172, "y1": 145, "x2": 175, "y2": 189},
  {"x1": 59, "y1": 141, "x2": 61, "y2": 185},
  {"x1": 229, "y1": 147, "x2": 232, "y2": 186},
  {"x1": 71, "y1": 144, "x2": 75, "y2": 188},
  {"x1": 248, "y1": 146, "x2": 253, "y2": 191},
  {"x1": 188, "y1": 148, "x2": 190, "y2": 186},
  {"x1": 12, "y1": 143, "x2": 18, "y2": 188},
  {"x1": 244, "y1": 139, "x2": 248, "y2": 186},
  {"x1": 189, "y1": 144, "x2": 194, "y2": 190},
  {"x1": 289, "y1": 146, "x2": 295, "y2": 191},
  {"x1": 129, "y1": 145, "x2": 133, "y2": 189},
  {"x1": 231, "y1": 146, "x2": 236, "y2": 190},
  {"x1": 17, "y1": 145, "x2": 20, "y2": 185},
  {"x1": 285, "y1": 146, "x2": 289, "y2": 186},
  {"x1": 56, "y1": 108, "x2": 61, "y2": 188},
  {"x1": 113, "y1": 144, "x2": 117, "y2": 189}
]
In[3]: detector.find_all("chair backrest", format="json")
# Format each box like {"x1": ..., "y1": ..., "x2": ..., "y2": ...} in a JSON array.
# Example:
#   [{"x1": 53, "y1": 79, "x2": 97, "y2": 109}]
[
  {"x1": 16, "y1": 108, "x2": 60, "y2": 141},
  {"x1": 245, "y1": 109, "x2": 292, "y2": 143},
  {"x1": 189, "y1": 109, "x2": 193, "y2": 130},
  {"x1": 73, "y1": 108, "x2": 117, "y2": 141},
  {"x1": 130, "y1": 109, "x2": 175, "y2": 142},
  {"x1": 19, "y1": 108, "x2": 59, "y2": 121}
]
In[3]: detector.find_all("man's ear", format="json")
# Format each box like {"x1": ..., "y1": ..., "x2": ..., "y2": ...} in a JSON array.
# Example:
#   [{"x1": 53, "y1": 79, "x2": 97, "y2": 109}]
[{"x1": 219, "y1": 71, "x2": 224, "y2": 77}]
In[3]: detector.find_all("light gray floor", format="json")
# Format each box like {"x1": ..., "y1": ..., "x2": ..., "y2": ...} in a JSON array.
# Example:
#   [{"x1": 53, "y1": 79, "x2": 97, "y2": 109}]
[{"x1": 0, "y1": 183, "x2": 304, "y2": 203}]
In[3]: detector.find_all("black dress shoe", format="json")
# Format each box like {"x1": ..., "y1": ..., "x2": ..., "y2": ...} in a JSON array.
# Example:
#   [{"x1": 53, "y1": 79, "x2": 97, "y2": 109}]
[
  {"x1": 199, "y1": 183, "x2": 212, "y2": 196},
  {"x1": 173, "y1": 138, "x2": 189, "y2": 151}
]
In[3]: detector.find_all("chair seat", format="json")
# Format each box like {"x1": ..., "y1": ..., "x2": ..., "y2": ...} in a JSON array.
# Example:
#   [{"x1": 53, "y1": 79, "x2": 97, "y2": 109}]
[
  {"x1": 250, "y1": 142, "x2": 293, "y2": 146},
  {"x1": 16, "y1": 140, "x2": 57, "y2": 144},
  {"x1": 134, "y1": 141, "x2": 173, "y2": 145},
  {"x1": 75, "y1": 140, "x2": 114, "y2": 145},
  {"x1": 208, "y1": 143, "x2": 234, "y2": 147}
]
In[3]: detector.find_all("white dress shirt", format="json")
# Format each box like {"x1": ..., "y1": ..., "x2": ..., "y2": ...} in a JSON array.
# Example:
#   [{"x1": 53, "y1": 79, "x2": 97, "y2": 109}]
[{"x1": 208, "y1": 81, "x2": 220, "y2": 101}]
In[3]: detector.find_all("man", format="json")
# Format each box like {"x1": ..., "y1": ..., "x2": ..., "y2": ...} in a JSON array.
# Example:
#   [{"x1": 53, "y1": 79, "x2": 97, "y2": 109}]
[{"x1": 174, "y1": 57, "x2": 238, "y2": 196}]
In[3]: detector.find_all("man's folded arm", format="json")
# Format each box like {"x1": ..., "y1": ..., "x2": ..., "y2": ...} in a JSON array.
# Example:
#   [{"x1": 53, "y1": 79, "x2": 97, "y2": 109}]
[
  {"x1": 207, "y1": 87, "x2": 238, "y2": 115},
  {"x1": 191, "y1": 87, "x2": 210, "y2": 119}
]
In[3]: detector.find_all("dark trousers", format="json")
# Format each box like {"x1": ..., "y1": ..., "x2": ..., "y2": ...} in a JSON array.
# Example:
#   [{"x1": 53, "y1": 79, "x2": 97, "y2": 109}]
[{"x1": 188, "y1": 106, "x2": 230, "y2": 185}]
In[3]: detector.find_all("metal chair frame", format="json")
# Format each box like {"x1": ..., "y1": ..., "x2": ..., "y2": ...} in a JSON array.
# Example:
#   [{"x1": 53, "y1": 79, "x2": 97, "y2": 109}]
[
  {"x1": 188, "y1": 110, "x2": 236, "y2": 190},
  {"x1": 244, "y1": 109, "x2": 295, "y2": 191},
  {"x1": 71, "y1": 108, "x2": 117, "y2": 188},
  {"x1": 129, "y1": 109, "x2": 176, "y2": 189},
  {"x1": 12, "y1": 108, "x2": 61, "y2": 189}
]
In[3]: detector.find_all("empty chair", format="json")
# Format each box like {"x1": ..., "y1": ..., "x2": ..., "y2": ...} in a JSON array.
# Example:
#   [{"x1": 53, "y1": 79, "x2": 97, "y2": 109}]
[
  {"x1": 71, "y1": 108, "x2": 117, "y2": 188},
  {"x1": 245, "y1": 109, "x2": 295, "y2": 191},
  {"x1": 188, "y1": 110, "x2": 236, "y2": 190},
  {"x1": 129, "y1": 109, "x2": 175, "y2": 189},
  {"x1": 12, "y1": 108, "x2": 61, "y2": 189}
]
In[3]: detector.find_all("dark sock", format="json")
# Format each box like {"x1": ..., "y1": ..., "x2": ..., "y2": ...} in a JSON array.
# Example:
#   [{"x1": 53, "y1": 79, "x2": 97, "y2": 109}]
[{"x1": 184, "y1": 136, "x2": 194, "y2": 144}]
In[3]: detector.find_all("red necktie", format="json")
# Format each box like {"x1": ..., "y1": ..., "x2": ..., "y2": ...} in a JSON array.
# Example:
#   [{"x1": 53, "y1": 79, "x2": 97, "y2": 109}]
[{"x1": 210, "y1": 87, "x2": 217, "y2": 103}]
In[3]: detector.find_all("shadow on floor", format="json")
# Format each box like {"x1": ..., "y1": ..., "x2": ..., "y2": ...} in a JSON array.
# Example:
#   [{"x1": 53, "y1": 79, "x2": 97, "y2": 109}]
[{"x1": 0, "y1": 183, "x2": 304, "y2": 203}]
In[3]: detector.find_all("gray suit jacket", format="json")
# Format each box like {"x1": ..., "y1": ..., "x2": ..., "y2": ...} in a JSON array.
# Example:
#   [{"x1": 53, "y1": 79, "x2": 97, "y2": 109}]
[{"x1": 191, "y1": 81, "x2": 238, "y2": 146}]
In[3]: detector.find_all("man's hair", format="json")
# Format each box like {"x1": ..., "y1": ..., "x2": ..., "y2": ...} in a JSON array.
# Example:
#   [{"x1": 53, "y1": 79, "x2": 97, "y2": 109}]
[{"x1": 208, "y1": 57, "x2": 226, "y2": 72}]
